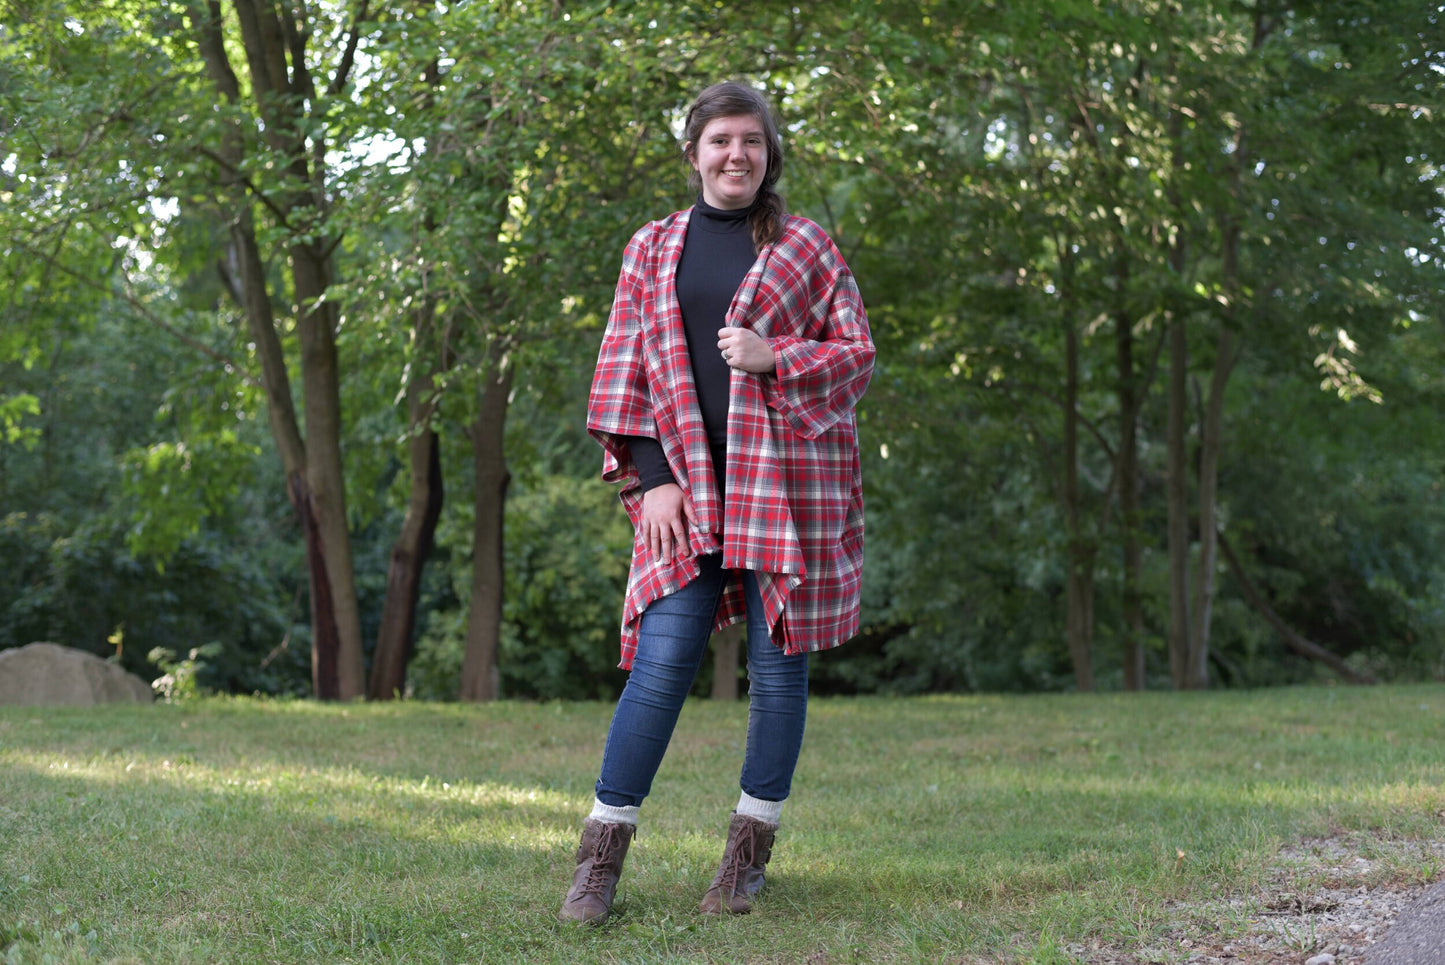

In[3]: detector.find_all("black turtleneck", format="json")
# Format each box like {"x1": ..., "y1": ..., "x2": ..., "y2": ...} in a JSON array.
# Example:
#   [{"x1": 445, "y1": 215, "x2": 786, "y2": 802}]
[{"x1": 628, "y1": 198, "x2": 759, "y2": 493}]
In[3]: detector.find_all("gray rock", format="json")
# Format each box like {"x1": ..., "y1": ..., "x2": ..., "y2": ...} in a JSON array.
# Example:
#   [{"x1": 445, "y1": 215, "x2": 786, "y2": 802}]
[{"x1": 0, "y1": 642, "x2": 153, "y2": 705}]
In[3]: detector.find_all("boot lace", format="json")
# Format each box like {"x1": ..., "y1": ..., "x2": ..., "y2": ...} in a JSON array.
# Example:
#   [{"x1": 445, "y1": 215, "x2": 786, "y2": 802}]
[
  {"x1": 580, "y1": 824, "x2": 629, "y2": 895},
  {"x1": 713, "y1": 822, "x2": 758, "y2": 895}
]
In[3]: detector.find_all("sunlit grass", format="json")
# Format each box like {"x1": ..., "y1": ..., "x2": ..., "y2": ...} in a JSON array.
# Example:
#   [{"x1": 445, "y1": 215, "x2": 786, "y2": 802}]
[{"x1": 1, "y1": 686, "x2": 1442, "y2": 963}]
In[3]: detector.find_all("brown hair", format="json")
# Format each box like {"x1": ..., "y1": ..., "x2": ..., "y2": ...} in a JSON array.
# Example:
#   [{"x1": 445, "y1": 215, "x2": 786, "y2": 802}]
[{"x1": 682, "y1": 81, "x2": 788, "y2": 251}]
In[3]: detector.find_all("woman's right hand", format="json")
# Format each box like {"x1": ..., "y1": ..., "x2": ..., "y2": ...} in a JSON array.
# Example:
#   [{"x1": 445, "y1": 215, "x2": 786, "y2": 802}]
[{"x1": 639, "y1": 483, "x2": 698, "y2": 563}]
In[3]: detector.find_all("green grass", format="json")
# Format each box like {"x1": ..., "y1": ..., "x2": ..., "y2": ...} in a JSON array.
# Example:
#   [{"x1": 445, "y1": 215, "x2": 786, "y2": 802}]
[{"x1": 1, "y1": 686, "x2": 1442, "y2": 964}]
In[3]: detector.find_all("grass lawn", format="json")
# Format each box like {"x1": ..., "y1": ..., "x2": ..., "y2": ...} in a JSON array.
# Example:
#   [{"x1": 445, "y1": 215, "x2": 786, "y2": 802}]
[{"x1": 1, "y1": 686, "x2": 1442, "y2": 964}]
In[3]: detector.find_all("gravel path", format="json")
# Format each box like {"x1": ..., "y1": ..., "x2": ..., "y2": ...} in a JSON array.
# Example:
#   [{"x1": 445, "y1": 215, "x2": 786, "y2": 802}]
[{"x1": 1062, "y1": 834, "x2": 1445, "y2": 965}]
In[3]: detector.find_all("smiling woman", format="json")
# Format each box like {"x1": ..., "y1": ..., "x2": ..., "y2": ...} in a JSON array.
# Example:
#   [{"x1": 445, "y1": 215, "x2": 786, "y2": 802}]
[
  {"x1": 688, "y1": 115, "x2": 768, "y2": 210},
  {"x1": 561, "y1": 80, "x2": 876, "y2": 925}
]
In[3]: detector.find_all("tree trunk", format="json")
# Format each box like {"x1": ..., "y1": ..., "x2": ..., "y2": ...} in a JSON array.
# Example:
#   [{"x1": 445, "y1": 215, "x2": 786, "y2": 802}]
[
  {"x1": 460, "y1": 346, "x2": 515, "y2": 701},
  {"x1": 1184, "y1": 94, "x2": 1249, "y2": 691},
  {"x1": 1165, "y1": 318, "x2": 1193, "y2": 690},
  {"x1": 1115, "y1": 300, "x2": 1145, "y2": 691},
  {"x1": 711, "y1": 624, "x2": 744, "y2": 700},
  {"x1": 1166, "y1": 317, "x2": 1193, "y2": 691},
  {"x1": 1065, "y1": 554, "x2": 1096, "y2": 693},
  {"x1": 293, "y1": 246, "x2": 365, "y2": 700},
  {"x1": 1186, "y1": 327, "x2": 1235, "y2": 689},
  {"x1": 369, "y1": 51, "x2": 452, "y2": 701},
  {"x1": 1164, "y1": 91, "x2": 1193, "y2": 690},
  {"x1": 224, "y1": 210, "x2": 358, "y2": 700},
  {"x1": 1062, "y1": 281, "x2": 1095, "y2": 692},
  {"x1": 222, "y1": 215, "x2": 342, "y2": 696},
  {"x1": 192, "y1": 4, "x2": 306, "y2": 476},
  {"x1": 368, "y1": 419, "x2": 444, "y2": 700}
]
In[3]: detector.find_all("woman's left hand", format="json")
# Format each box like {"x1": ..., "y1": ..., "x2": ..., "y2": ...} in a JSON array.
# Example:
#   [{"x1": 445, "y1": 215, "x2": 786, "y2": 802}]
[{"x1": 717, "y1": 327, "x2": 776, "y2": 374}]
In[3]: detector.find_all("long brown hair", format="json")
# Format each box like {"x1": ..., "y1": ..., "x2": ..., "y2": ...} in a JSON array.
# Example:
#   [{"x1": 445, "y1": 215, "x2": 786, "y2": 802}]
[{"x1": 682, "y1": 81, "x2": 788, "y2": 251}]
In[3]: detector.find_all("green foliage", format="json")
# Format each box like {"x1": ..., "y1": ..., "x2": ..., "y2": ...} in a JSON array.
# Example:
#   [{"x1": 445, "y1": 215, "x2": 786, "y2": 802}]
[
  {"x1": 409, "y1": 473, "x2": 632, "y2": 701},
  {"x1": 818, "y1": 386, "x2": 1080, "y2": 695},
  {"x1": 823, "y1": 0, "x2": 1445, "y2": 692},
  {"x1": 147, "y1": 641, "x2": 221, "y2": 703},
  {"x1": 120, "y1": 431, "x2": 261, "y2": 562},
  {"x1": 1, "y1": 0, "x2": 1441, "y2": 699},
  {"x1": 500, "y1": 475, "x2": 633, "y2": 700},
  {"x1": 0, "y1": 394, "x2": 41, "y2": 448},
  {"x1": 0, "y1": 511, "x2": 307, "y2": 695},
  {"x1": 1211, "y1": 362, "x2": 1445, "y2": 684},
  {"x1": 404, "y1": 608, "x2": 465, "y2": 703},
  {"x1": 0, "y1": 245, "x2": 308, "y2": 692}
]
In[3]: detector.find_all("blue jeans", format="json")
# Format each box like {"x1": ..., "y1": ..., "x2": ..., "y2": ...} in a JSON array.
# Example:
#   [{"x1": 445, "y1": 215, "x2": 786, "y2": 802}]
[{"x1": 595, "y1": 554, "x2": 809, "y2": 808}]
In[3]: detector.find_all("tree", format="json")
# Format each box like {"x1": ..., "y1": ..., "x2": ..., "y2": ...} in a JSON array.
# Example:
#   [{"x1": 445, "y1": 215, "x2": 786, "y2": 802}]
[
  {"x1": 2, "y1": 0, "x2": 372, "y2": 696},
  {"x1": 185, "y1": 0, "x2": 368, "y2": 698},
  {"x1": 1157, "y1": 0, "x2": 1444, "y2": 686},
  {"x1": 5, "y1": 0, "x2": 1440, "y2": 701}
]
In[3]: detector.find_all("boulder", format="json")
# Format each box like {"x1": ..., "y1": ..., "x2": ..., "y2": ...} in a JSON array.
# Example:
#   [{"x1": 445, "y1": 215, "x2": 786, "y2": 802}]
[{"x1": 0, "y1": 642, "x2": 154, "y2": 706}]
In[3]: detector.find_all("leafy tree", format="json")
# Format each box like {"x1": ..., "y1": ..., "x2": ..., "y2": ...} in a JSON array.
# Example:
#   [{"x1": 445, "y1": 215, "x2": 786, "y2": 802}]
[
  {"x1": 1, "y1": 0, "x2": 371, "y2": 696},
  {"x1": 3, "y1": 0, "x2": 1440, "y2": 702}
]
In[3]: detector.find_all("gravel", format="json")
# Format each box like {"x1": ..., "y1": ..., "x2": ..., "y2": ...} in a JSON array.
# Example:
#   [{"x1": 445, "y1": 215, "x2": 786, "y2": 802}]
[{"x1": 1061, "y1": 834, "x2": 1445, "y2": 965}]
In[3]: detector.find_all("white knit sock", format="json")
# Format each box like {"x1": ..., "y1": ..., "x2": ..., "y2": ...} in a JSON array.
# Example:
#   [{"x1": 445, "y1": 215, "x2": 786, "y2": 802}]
[
  {"x1": 588, "y1": 799, "x2": 639, "y2": 827},
  {"x1": 735, "y1": 791, "x2": 783, "y2": 827}
]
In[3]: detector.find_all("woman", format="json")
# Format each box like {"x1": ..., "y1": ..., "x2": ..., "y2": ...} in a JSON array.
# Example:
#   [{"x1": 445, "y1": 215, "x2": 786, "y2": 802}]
[{"x1": 561, "y1": 81, "x2": 874, "y2": 924}]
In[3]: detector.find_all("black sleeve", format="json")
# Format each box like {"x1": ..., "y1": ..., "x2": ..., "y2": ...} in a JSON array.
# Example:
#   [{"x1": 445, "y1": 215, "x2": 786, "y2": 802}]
[{"x1": 623, "y1": 435, "x2": 677, "y2": 493}]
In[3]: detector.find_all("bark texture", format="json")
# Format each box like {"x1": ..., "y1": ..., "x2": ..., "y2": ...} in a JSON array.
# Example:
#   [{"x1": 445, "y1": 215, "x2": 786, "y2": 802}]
[
  {"x1": 1062, "y1": 300, "x2": 1096, "y2": 692},
  {"x1": 368, "y1": 48, "x2": 450, "y2": 701},
  {"x1": 460, "y1": 348, "x2": 515, "y2": 701},
  {"x1": 1115, "y1": 302, "x2": 1146, "y2": 691},
  {"x1": 368, "y1": 421, "x2": 444, "y2": 700}
]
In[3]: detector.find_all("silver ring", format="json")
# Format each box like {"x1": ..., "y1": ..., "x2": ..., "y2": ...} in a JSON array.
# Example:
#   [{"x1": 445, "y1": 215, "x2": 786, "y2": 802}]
[{"x1": 722, "y1": 350, "x2": 731, "y2": 361}]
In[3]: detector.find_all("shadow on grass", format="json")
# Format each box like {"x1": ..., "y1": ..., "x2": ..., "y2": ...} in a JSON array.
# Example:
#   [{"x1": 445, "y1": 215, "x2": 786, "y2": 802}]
[
  {"x1": 3, "y1": 760, "x2": 597, "y2": 962},
  {"x1": 3, "y1": 691, "x2": 1443, "y2": 963}
]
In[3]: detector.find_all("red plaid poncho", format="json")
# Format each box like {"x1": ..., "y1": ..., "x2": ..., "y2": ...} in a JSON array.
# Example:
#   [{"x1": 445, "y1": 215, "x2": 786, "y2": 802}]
[{"x1": 587, "y1": 208, "x2": 875, "y2": 670}]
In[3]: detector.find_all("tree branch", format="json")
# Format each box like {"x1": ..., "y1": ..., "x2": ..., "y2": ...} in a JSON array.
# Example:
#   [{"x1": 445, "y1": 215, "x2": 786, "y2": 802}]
[
  {"x1": 190, "y1": 144, "x2": 296, "y2": 229},
  {"x1": 279, "y1": 1, "x2": 316, "y2": 102},
  {"x1": 1001, "y1": 377, "x2": 1118, "y2": 463},
  {"x1": 1217, "y1": 530, "x2": 1377, "y2": 685},
  {"x1": 12, "y1": 238, "x2": 261, "y2": 389},
  {"x1": 328, "y1": 0, "x2": 372, "y2": 96}
]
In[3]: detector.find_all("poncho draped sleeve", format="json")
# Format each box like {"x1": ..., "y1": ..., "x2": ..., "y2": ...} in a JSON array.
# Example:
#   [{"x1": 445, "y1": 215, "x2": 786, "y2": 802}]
[{"x1": 588, "y1": 210, "x2": 874, "y2": 670}]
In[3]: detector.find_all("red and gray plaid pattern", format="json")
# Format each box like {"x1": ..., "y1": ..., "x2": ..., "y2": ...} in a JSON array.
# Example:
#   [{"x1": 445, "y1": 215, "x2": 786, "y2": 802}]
[{"x1": 587, "y1": 208, "x2": 874, "y2": 670}]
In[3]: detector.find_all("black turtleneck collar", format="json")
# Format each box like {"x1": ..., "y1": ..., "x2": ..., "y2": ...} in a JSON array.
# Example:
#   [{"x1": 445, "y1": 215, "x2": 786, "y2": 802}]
[{"x1": 694, "y1": 194, "x2": 760, "y2": 223}]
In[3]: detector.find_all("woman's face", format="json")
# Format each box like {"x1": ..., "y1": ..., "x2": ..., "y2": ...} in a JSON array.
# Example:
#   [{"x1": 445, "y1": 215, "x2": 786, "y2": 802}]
[{"x1": 689, "y1": 114, "x2": 768, "y2": 210}]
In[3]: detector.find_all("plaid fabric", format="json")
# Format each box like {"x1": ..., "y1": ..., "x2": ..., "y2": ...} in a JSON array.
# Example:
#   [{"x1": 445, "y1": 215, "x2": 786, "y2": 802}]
[{"x1": 587, "y1": 208, "x2": 875, "y2": 670}]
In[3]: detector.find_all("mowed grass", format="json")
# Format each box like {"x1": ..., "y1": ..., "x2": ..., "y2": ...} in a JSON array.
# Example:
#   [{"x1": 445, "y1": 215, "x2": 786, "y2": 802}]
[{"x1": 1, "y1": 686, "x2": 1443, "y2": 964}]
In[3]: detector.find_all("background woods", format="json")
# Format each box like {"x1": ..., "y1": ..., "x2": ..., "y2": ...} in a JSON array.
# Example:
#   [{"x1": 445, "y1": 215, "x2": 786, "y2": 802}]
[{"x1": 1, "y1": 0, "x2": 1441, "y2": 699}]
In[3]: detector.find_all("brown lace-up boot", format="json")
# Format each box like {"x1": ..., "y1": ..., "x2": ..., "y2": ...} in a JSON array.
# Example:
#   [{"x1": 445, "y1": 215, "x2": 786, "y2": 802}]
[
  {"x1": 559, "y1": 819, "x2": 635, "y2": 924},
  {"x1": 698, "y1": 813, "x2": 777, "y2": 915}
]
